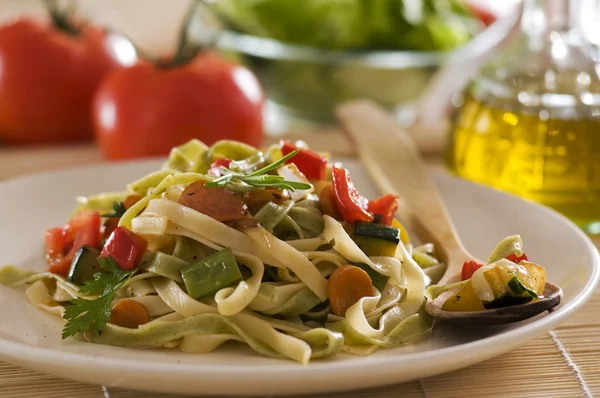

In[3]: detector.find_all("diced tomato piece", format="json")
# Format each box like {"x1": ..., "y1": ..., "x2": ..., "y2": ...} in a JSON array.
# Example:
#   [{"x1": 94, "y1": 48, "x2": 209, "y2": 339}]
[
  {"x1": 44, "y1": 227, "x2": 73, "y2": 275},
  {"x1": 280, "y1": 141, "x2": 328, "y2": 181},
  {"x1": 331, "y1": 166, "x2": 373, "y2": 224},
  {"x1": 506, "y1": 253, "x2": 529, "y2": 264},
  {"x1": 208, "y1": 158, "x2": 232, "y2": 176},
  {"x1": 179, "y1": 181, "x2": 248, "y2": 222},
  {"x1": 367, "y1": 194, "x2": 399, "y2": 226},
  {"x1": 45, "y1": 210, "x2": 102, "y2": 276},
  {"x1": 461, "y1": 260, "x2": 485, "y2": 281},
  {"x1": 100, "y1": 226, "x2": 148, "y2": 271}
]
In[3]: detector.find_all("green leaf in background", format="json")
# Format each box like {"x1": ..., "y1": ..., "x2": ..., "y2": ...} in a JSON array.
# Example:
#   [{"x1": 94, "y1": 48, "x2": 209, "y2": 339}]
[{"x1": 210, "y1": 0, "x2": 478, "y2": 51}]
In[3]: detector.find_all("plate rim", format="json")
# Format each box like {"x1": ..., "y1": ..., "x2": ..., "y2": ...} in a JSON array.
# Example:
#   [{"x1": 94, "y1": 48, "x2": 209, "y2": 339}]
[{"x1": 0, "y1": 160, "x2": 598, "y2": 395}]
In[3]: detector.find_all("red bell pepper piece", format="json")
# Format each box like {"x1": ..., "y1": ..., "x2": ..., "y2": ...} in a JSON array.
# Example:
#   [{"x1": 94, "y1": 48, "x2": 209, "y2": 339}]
[
  {"x1": 45, "y1": 210, "x2": 102, "y2": 276},
  {"x1": 280, "y1": 141, "x2": 328, "y2": 181},
  {"x1": 367, "y1": 194, "x2": 399, "y2": 226},
  {"x1": 331, "y1": 165, "x2": 373, "y2": 223},
  {"x1": 506, "y1": 253, "x2": 528, "y2": 264},
  {"x1": 461, "y1": 260, "x2": 485, "y2": 281},
  {"x1": 100, "y1": 226, "x2": 148, "y2": 271},
  {"x1": 208, "y1": 158, "x2": 232, "y2": 176}
]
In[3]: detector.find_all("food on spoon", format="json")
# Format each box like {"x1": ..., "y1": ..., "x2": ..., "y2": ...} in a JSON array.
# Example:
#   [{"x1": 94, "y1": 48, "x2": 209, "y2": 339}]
[{"x1": 427, "y1": 236, "x2": 548, "y2": 312}]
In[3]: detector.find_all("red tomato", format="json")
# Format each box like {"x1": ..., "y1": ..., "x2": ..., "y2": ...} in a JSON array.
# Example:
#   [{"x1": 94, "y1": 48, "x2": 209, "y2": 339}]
[
  {"x1": 0, "y1": 18, "x2": 135, "y2": 145},
  {"x1": 100, "y1": 227, "x2": 147, "y2": 271},
  {"x1": 461, "y1": 260, "x2": 485, "y2": 281},
  {"x1": 331, "y1": 166, "x2": 373, "y2": 224},
  {"x1": 506, "y1": 253, "x2": 529, "y2": 264},
  {"x1": 93, "y1": 53, "x2": 264, "y2": 160},
  {"x1": 280, "y1": 141, "x2": 328, "y2": 181},
  {"x1": 45, "y1": 211, "x2": 102, "y2": 276},
  {"x1": 367, "y1": 194, "x2": 399, "y2": 226}
]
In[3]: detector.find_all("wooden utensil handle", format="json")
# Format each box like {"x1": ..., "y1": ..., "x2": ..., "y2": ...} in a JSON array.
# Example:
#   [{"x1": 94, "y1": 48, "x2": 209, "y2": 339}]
[{"x1": 336, "y1": 100, "x2": 468, "y2": 266}]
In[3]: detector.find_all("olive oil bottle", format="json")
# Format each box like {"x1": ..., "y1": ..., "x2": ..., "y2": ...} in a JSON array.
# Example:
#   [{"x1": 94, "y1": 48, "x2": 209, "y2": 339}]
[{"x1": 447, "y1": 0, "x2": 600, "y2": 233}]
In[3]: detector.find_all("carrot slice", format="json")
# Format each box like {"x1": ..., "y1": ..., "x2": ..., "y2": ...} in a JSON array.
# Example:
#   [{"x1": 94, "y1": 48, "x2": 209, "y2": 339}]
[
  {"x1": 123, "y1": 194, "x2": 143, "y2": 209},
  {"x1": 109, "y1": 299, "x2": 150, "y2": 328},
  {"x1": 179, "y1": 181, "x2": 248, "y2": 222},
  {"x1": 328, "y1": 265, "x2": 374, "y2": 317}
]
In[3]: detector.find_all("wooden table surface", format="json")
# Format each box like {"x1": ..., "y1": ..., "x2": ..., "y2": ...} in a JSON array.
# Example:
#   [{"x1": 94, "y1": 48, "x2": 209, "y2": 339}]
[{"x1": 0, "y1": 127, "x2": 598, "y2": 398}]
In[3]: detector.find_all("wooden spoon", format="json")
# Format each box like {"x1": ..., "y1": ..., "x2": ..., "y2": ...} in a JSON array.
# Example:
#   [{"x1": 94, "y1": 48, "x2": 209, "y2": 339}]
[{"x1": 336, "y1": 100, "x2": 562, "y2": 325}]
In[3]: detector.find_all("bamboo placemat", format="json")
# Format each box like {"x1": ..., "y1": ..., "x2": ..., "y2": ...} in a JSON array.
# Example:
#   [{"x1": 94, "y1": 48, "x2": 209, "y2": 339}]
[{"x1": 0, "y1": 126, "x2": 598, "y2": 398}]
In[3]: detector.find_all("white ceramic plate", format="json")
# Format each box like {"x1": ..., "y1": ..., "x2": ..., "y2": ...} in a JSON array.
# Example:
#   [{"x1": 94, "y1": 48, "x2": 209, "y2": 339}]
[{"x1": 0, "y1": 159, "x2": 597, "y2": 396}]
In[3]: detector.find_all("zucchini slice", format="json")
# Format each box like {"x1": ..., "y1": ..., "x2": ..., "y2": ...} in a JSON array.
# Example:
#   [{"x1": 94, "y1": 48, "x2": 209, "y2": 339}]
[{"x1": 68, "y1": 245, "x2": 102, "y2": 286}]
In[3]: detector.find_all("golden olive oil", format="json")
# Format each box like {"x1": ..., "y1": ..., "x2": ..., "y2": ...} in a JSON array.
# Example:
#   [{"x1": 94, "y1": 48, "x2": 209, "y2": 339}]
[{"x1": 447, "y1": 93, "x2": 600, "y2": 233}]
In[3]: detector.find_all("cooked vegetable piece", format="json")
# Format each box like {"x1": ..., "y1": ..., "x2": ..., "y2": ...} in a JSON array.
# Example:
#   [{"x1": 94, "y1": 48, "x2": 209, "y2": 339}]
[
  {"x1": 367, "y1": 194, "x2": 399, "y2": 226},
  {"x1": 243, "y1": 188, "x2": 290, "y2": 208},
  {"x1": 442, "y1": 280, "x2": 485, "y2": 312},
  {"x1": 391, "y1": 219, "x2": 411, "y2": 244},
  {"x1": 331, "y1": 166, "x2": 373, "y2": 224},
  {"x1": 103, "y1": 195, "x2": 143, "y2": 239},
  {"x1": 353, "y1": 263, "x2": 390, "y2": 291},
  {"x1": 123, "y1": 194, "x2": 143, "y2": 209},
  {"x1": 354, "y1": 222, "x2": 400, "y2": 243},
  {"x1": 142, "y1": 251, "x2": 189, "y2": 282},
  {"x1": 45, "y1": 210, "x2": 102, "y2": 277},
  {"x1": 520, "y1": 261, "x2": 546, "y2": 295},
  {"x1": 208, "y1": 158, "x2": 232, "y2": 176},
  {"x1": 353, "y1": 222, "x2": 400, "y2": 257},
  {"x1": 103, "y1": 217, "x2": 120, "y2": 241},
  {"x1": 254, "y1": 201, "x2": 294, "y2": 231},
  {"x1": 487, "y1": 235, "x2": 523, "y2": 263},
  {"x1": 412, "y1": 250, "x2": 439, "y2": 269},
  {"x1": 318, "y1": 183, "x2": 343, "y2": 220},
  {"x1": 461, "y1": 260, "x2": 484, "y2": 281},
  {"x1": 280, "y1": 140, "x2": 328, "y2": 181},
  {"x1": 179, "y1": 181, "x2": 248, "y2": 222},
  {"x1": 180, "y1": 248, "x2": 243, "y2": 300},
  {"x1": 484, "y1": 277, "x2": 537, "y2": 309},
  {"x1": 287, "y1": 206, "x2": 325, "y2": 238},
  {"x1": 172, "y1": 236, "x2": 207, "y2": 264},
  {"x1": 276, "y1": 164, "x2": 313, "y2": 201},
  {"x1": 68, "y1": 245, "x2": 102, "y2": 286},
  {"x1": 328, "y1": 264, "x2": 374, "y2": 316},
  {"x1": 353, "y1": 236, "x2": 397, "y2": 257},
  {"x1": 109, "y1": 299, "x2": 150, "y2": 328},
  {"x1": 506, "y1": 253, "x2": 529, "y2": 264},
  {"x1": 100, "y1": 226, "x2": 148, "y2": 271}
]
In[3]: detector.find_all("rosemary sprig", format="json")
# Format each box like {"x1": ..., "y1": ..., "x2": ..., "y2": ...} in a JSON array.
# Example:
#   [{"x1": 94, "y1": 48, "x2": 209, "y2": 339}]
[{"x1": 204, "y1": 149, "x2": 312, "y2": 191}]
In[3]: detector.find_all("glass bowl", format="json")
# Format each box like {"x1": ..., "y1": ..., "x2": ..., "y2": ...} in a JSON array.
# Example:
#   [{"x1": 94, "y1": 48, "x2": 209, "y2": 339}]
[{"x1": 190, "y1": 6, "x2": 512, "y2": 128}]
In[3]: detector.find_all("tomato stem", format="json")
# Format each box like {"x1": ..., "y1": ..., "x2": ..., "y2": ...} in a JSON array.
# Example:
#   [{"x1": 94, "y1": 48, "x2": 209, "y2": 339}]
[
  {"x1": 44, "y1": 0, "x2": 81, "y2": 36},
  {"x1": 155, "y1": 0, "x2": 208, "y2": 69}
]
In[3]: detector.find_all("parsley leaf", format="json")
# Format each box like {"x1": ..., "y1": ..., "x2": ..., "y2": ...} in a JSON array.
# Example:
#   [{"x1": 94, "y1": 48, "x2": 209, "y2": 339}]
[
  {"x1": 101, "y1": 201, "x2": 127, "y2": 218},
  {"x1": 61, "y1": 256, "x2": 139, "y2": 339}
]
